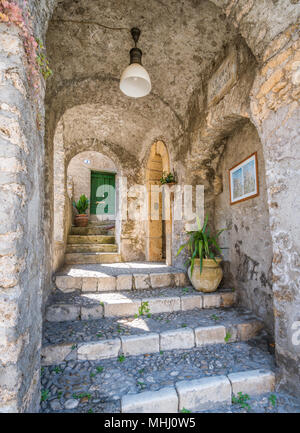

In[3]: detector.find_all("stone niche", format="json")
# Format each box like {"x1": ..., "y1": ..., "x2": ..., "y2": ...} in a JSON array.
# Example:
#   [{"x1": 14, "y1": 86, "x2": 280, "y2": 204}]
[{"x1": 215, "y1": 121, "x2": 274, "y2": 333}]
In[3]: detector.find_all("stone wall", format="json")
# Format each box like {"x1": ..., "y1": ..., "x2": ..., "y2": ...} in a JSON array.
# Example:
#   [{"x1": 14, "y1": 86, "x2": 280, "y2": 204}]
[
  {"x1": 250, "y1": 24, "x2": 300, "y2": 396},
  {"x1": 215, "y1": 122, "x2": 274, "y2": 333},
  {"x1": 0, "y1": 7, "x2": 48, "y2": 413}
]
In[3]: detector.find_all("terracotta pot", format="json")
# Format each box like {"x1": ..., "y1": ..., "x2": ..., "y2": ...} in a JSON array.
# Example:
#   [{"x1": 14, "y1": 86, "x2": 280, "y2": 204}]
[
  {"x1": 161, "y1": 182, "x2": 176, "y2": 186},
  {"x1": 74, "y1": 214, "x2": 88, "y2": 227},
  {"x1": 188, "y1": 258, "x2": 223, "y2": 292}
]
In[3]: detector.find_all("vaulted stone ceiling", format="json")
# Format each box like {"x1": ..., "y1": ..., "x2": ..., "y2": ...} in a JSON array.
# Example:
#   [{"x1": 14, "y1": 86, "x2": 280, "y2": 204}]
[
  {"x1": 46, "y1": 0, "x2": 299, "y2": 158},
  {"x1": 47, "y1": 0, "x2": 236, "y2": 115},
  {"x1": 46, "y1": 0, "x2": 239, "y2": 156}
]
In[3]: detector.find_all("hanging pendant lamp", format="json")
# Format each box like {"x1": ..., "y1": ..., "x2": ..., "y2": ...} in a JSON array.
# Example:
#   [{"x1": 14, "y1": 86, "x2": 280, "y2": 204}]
[{"x1": 120, "y1": 27, "x2": 151, "y2": 98}]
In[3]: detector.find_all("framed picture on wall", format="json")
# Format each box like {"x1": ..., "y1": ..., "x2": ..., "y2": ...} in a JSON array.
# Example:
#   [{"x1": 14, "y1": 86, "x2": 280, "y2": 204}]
[{"x1": 229, "y1": 152, "x2": 259, "y2": 205}]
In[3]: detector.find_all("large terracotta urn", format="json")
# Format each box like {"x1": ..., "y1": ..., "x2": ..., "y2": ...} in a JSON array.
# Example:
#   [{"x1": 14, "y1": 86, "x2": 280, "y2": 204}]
[{"x1": 188, "y1": 258, "x2": 223, "y2": 292}]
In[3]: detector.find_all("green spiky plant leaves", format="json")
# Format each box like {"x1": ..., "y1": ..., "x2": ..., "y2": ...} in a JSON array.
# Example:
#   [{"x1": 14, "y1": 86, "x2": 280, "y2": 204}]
[
  {"x1": 176, "y1": 214, "x2": 226, "y2": 275},
  {"x1": 160, "y1": 171, "x2": 175, "y2": 184},
  {"x1": 73, "y1": 194, "x2": 89, "y2": 215}
]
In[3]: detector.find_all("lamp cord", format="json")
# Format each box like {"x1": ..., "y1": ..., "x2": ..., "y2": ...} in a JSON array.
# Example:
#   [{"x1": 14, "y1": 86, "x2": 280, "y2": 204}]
[{"x1": 52, "y1": 19, "x2": 129, "y2": 32}]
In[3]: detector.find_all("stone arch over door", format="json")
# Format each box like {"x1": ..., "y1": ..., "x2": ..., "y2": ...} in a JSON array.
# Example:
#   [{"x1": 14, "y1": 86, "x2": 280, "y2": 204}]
[{"x1": 146, "y1": 141, "x2": 172, "y2": 264}]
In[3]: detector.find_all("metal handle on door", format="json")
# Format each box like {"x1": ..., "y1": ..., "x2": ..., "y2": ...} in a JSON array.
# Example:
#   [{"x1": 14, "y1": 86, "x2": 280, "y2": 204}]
[{"x1": 96, "y1": 201, "x2": 105, "y2": 204}]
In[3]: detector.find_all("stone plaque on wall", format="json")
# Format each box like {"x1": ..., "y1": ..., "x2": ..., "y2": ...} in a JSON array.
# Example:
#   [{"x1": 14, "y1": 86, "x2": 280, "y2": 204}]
[{"x1": 207, "y1": 49, "x2": 237, "y2": 107}]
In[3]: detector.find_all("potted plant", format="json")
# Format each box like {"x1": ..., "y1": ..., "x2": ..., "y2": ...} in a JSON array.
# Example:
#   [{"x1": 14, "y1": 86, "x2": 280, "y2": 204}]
[
  {"x1": 73, "y1": 194, "x2": 89, "y2": 227},
  {"x1": 176, "y1": 215, "x2": 226, "y2": 292},
  {"x1": 160, "y1": 171, "x2": 176, "y2": 185}
]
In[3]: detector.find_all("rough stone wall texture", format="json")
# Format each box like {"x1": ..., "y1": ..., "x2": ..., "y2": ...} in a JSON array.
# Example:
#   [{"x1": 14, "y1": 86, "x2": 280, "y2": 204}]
[
  {"x1": 250, "y1": 24, "x2": 300, "y2": 396},
  {"x1": 0, "y1": 0, "x2": 56, "y2": 413},
  {"x1": 215, "y1": 122, "x2": 274, "y2": 333},
  {"x1": 0, "y1": 21, "x2": 42, "y2": 414}
]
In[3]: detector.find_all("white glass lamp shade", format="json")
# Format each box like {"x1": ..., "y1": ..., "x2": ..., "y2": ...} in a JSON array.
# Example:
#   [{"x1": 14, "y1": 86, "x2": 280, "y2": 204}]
[{"x1": 120, "y1": 63, "x2": 151, "y2": 98}]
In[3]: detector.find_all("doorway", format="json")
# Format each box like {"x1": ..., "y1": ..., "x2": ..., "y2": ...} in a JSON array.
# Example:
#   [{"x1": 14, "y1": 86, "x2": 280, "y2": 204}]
[
  {"x1": 146, "y1": 141, "x2": 172, "y2": 264},
  {"x1": 90, "y1": 171, "x2": 116, "y2": 216}
]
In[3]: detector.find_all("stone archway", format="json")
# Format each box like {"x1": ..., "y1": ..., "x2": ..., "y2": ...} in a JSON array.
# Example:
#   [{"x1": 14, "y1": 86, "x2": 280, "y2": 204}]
[
  {"x1": 146, "y1": 141, "x2": 172, "y2": 264},
  {"x1": 0, "y1": 0, "x2": 299, "y2": 414}
]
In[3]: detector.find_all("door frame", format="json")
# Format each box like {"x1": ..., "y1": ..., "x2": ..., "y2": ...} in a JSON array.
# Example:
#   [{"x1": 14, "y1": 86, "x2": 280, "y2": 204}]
[{"x1": 90, "y1": 170, "x2": 116, "y2": 219}]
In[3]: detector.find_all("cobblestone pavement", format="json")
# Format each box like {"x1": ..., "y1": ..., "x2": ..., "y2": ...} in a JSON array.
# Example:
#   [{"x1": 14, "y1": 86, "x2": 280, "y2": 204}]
[
  {"x1": 56, "y1": 262, "x2": 185, "y2": 277},
  {"x1": 40, "y1": 336, "x2": 278, "y2": 413},
  {"x1": 200, "y1": 392, "x2": 300, "y2": 413},
  {"x1": 43, "y1": 307, "x2": 260, "y2": 346}
]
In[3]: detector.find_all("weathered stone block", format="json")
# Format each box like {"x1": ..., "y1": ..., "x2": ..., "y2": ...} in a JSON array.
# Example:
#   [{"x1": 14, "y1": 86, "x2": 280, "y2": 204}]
[
  {"x1": 121, "y1": 333, "x2": 159, "y2": 356},
  {"x1": 174, "y1": 272, "x2": 189, "y2": 287},
  {"x1": 195, "y1": 325, "x2": 226, "y2": 346},
  {"x1": 103, "y1": 299, "x2": 140, "y2": 317},
  {"x1": 122, "y1": 387, "x2": 178, "y2": 413},
  {"x1": 228, "y1": 370, "x2": 275, "y2": 396},
  {"x1": 202, "y1": 293, "x2": 221, "y2": 308},
  {"x1": 45, "y1": 304, "x2": 80, "y2": 322},
  {"x1": 41, "y1": 344, "x2": 76, "y2": 365},
  {"x1": 97, "y1": 276, "x2": 116, "y2": 292},
  {"x1": 81, "y1": 305, "x2": 104, "y2": 320},
  {"x1": 176, "y1": 376, "x2": 231, "y2": 411},
  {"x1": 237, "y1": 321, "x2": 264, "y2": 341},
  {"x1": 55, "y1": 276, "x2": 82, "y2": 292},
  {"x1": 82, "y1": 277, "x2": 98, "y2": 292},
  {"x1": 181, "y1": 295, "x2": 203, "y2": 311},
  {"x1": 134, "y1": 273, "x2": 151, "y2": 290},
  {"x1": 221, "y1": 292, "x2": 237, "y2": 307},
  {"x1": 160, "y1": 328, "x2": 195, "y2": 351},
  {"x1": 77, "y1": 339, "x2": 120, "y2": 360},
  {"x1": 116, "y1": 274, "x2": 133, "y2": 291},
  {"x1": 150, "y1": 273, "x2": 173, "y2": 288},
  {"x1": 145, "y1": 296, "x2": 181, "y2": 314}
]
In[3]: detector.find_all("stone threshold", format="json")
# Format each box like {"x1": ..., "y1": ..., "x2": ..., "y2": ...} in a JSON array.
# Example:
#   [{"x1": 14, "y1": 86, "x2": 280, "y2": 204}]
[{"x1": 41, "y1": 309, "x2": 264, "y2": 365}]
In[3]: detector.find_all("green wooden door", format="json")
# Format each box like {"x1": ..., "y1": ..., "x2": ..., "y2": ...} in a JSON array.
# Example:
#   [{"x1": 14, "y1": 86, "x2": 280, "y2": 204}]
[{"x1": 90, "y1": 171, "x2": 116, "y2": 215}]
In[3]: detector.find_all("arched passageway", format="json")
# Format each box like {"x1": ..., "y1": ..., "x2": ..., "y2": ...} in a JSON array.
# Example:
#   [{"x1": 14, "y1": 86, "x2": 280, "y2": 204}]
[{"x1": 0, "y1": 0, "x2": 299, "y2": 413}]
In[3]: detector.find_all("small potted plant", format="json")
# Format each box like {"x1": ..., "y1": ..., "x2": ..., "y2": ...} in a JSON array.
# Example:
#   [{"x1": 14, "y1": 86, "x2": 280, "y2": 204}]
[
  {"x1": 177, "y1": 215, "x2": 226, "y2": 292},
  {"x1": 73, "y1": 194, "x2": 89, "y2": 227},
  {"x1": 160, "y1": 171, "x2": 176, "y2": 185}
]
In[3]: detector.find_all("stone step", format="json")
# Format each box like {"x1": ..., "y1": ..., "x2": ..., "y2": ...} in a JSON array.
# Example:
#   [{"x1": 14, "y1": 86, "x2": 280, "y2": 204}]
[
  {"x1": 55, "y1": 267, "x2": 189, "y2": 293},
  {"x1": 45, "y1": 288, "x2": 237, "y2": 322},
  {"x1": 70, "y1": 226, "x2": 115, "y2": 236},
  {"x1": 41, "y1": 307, "x2": 263, "y2": 365},
  {"x1": 66, "y1": 244, "x2": 118, "y2": 253},
  {"x1": 67, "y1": 235, "x2": 115, "y2": 244},
  {"x1": 122, "y1": 370, "x2": 275, "y2": 413},
  {"x1": 88, "y1": 218, "x2": 115, "y2": 225},
  {"x1": 64, "y1": 252, "x2": 122, "y2": 265},
  {"x1": 40, "y1": 336, "x2": 276, "y2": 413}
]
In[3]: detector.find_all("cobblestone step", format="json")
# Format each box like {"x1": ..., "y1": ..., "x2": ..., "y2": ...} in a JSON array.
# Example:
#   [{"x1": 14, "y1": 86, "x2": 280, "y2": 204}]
[
  {"x1": 55, "y1": 267, "x2": 190, "y2": 292},
  {"x1": 40, "y1": 336, "x2": 277, "y2": 413},
  {"x1": 45, "y1": 288, "x2": 237, "y2": 322},
  {"x1": 67, "y1": 235, "x2": 115, "y2": 244},
  {"x1": 66, "y1": 244, "x2": 118, "y2": 253},
  {"x1": 64, "y1": 252, "x2": 122, "y2": 265},
  {"x1": 41, "y1": 308, "x2": 264, "y2": 365},
  {"x1": 121, "y1": 370, "x2": 275, "y2": 413}
]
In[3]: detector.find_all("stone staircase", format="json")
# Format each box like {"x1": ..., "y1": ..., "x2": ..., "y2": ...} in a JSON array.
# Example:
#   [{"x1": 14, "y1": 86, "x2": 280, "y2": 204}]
[
  {"x1": 65, "y1": 222, "x2": 121, "y2": 265},
  {"x1": 41, "y1": 263, "x2": 276, "y2": 413}
]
